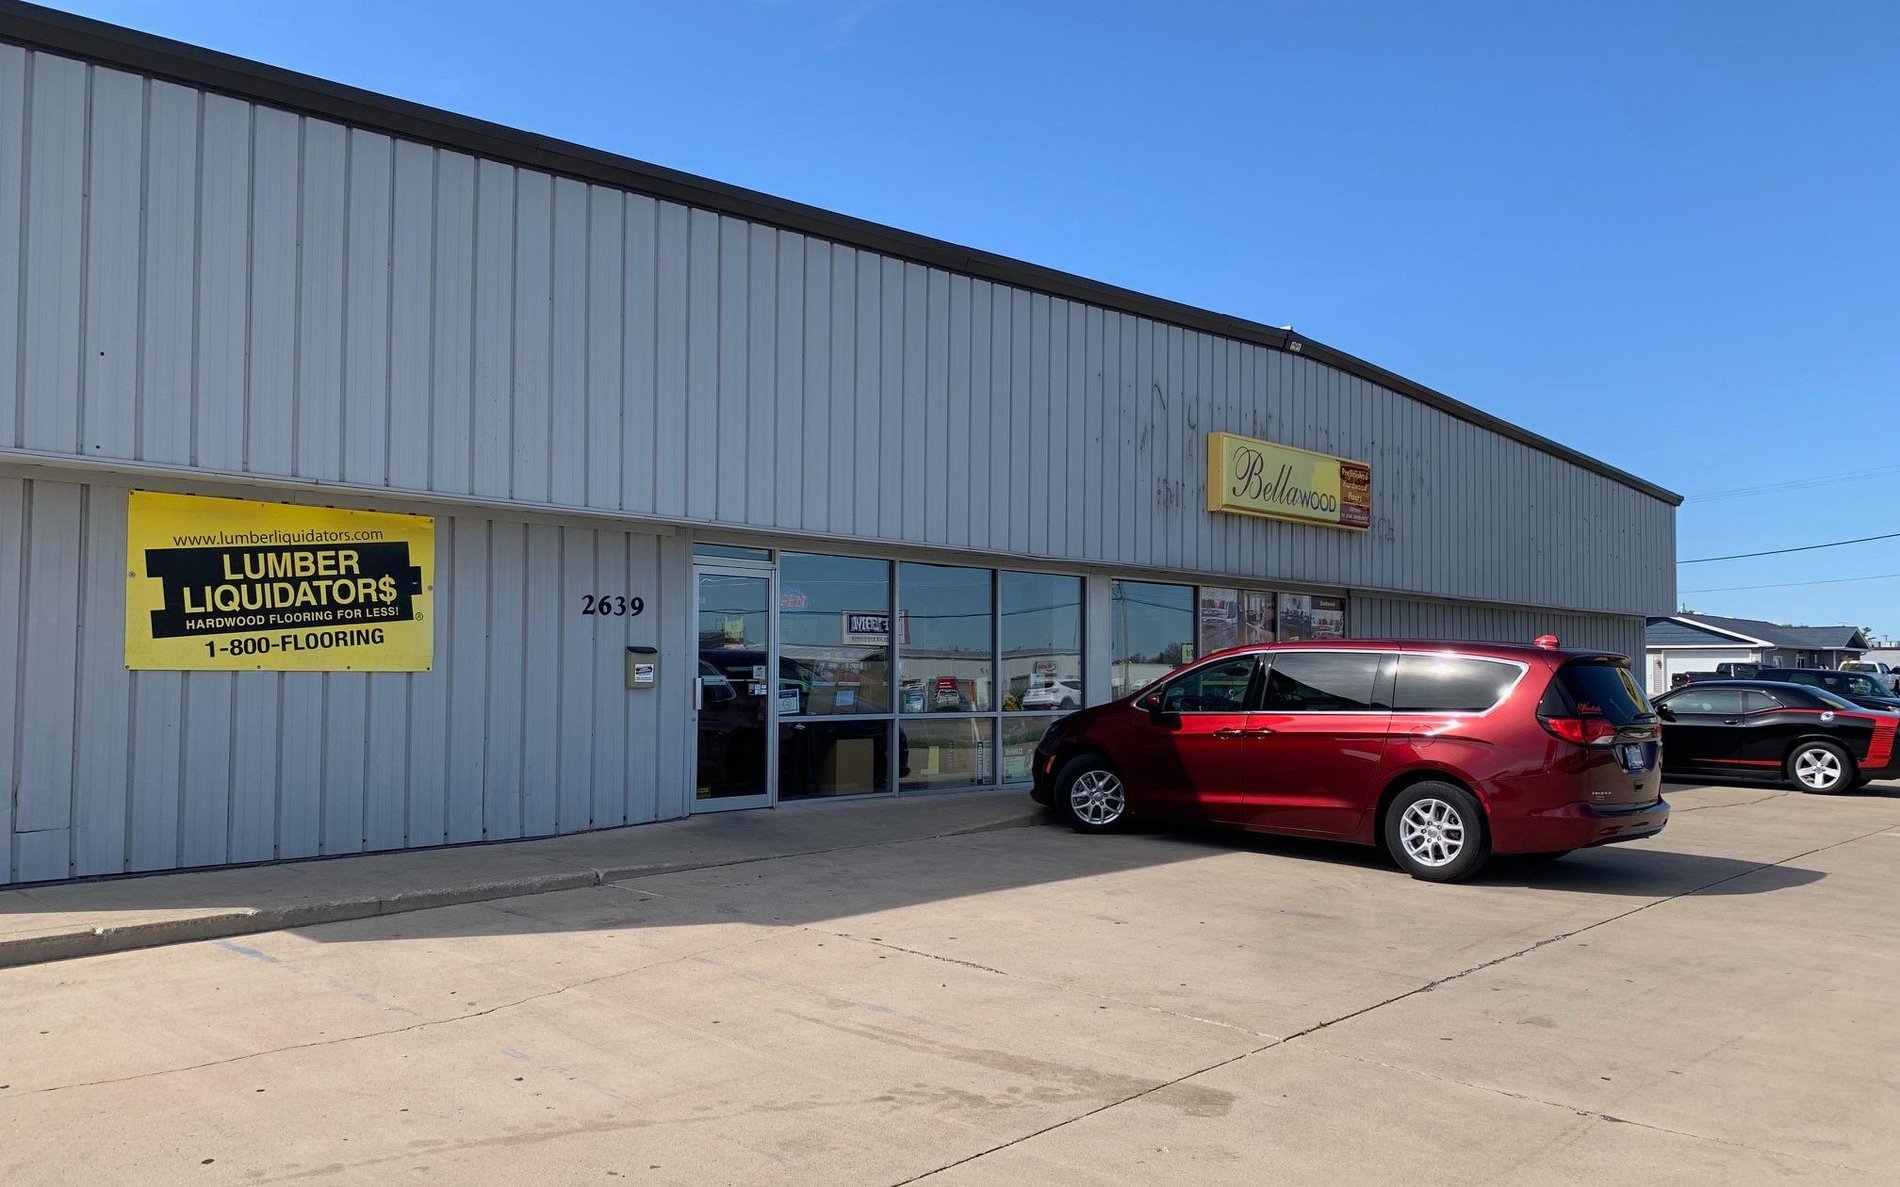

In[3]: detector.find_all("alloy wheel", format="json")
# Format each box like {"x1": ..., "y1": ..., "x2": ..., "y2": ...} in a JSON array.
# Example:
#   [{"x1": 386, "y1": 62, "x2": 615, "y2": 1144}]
[
  {"x1": 1794, "y1": 747, "x2": 1844, "y2": 791},
  {"x1": 1398, "y1": 797, "x2": 1466, "y2": 868},
  {"x1": 1069, "y1": 769, "x2": 1126, "y2": 826}
]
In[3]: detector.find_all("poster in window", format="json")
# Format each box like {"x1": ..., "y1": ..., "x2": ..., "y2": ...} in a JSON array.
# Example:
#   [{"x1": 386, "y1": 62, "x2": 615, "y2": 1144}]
[
  {"x1": 1311, "y1": 596, "x2": 1346, "y2": 640},
  {"x1": 1278, "y1": 593, "x2": 1313, "y2": 641},
  {"x1": 1241, "y1": 590, "x2": 1277, "y2": 645},
  {"x1": 1199, "y1": 587, "x2": 1240, "y2": 653}
]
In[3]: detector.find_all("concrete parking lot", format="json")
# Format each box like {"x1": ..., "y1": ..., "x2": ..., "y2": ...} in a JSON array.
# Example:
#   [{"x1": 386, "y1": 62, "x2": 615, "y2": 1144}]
[{"x1": 3, "y1": 779, "x2": 1897, "y2": 1185}]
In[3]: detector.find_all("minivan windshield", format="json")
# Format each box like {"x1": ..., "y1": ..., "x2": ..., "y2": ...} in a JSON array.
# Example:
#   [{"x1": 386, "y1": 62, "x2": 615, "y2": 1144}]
[{"x1": 1554, "y1": 659, "x2": 1653, "y2": 724}]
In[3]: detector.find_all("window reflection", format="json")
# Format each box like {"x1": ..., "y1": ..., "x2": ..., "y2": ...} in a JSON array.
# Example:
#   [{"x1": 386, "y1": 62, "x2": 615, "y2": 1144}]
[
  {"x1": 899, "y1": 563, "x2": 993, "y2": 713},
  {"x1": 1111, "y1": 580, "x2": 1194, "y2": 698},
  {"x1": 901, "y1": 718, "x2": 995, "y2": 791},
  {"x1": 779, "y1": 719, "x2": 896, "y2": 799},
  {"x1": 1001, "y1": 714, "x2": 1060, "y2": 784},
  {"x1": 779, "y1": 553, "x2": 892, "y2": 715},
  {"x1": 1001, "y1": 572, "x2": 1082, "y2": 712}
]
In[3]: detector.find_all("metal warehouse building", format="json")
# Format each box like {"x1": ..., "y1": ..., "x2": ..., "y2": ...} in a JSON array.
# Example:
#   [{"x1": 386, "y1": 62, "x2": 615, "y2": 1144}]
[{"x1": 0, "y1": 5, "x2": 1679, "y2": 885}]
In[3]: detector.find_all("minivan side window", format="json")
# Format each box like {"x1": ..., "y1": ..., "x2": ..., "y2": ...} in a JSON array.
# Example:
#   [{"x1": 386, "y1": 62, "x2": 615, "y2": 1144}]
[
  {"x1": 1261, "y1": 652, "x2": 1385, "y2": 712},
  {"x1": 1392, "y1": 655, "x2": 1522, "y2": 713},
  {"x1": 1158, "y1": 655, "x2": 1258, "y2": 714}
]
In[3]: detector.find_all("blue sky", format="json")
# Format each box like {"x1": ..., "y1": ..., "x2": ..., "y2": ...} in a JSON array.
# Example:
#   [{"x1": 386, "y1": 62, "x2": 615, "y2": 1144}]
[{"x1": 56, "y1": 0, "x2": 1900, "y2": 635}]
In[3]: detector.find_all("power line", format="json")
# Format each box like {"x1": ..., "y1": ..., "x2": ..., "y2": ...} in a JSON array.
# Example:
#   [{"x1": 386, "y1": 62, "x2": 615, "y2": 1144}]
[
  {"x1": 1686, "y1": 463, "x2": 1900, "y2": 502},
  {"x1": 1682, "y1": 571, "x2": 1900, "y2": 594},
  {"x1": 1677, "y1": 530, "x2": 1900, "y2": 564}
]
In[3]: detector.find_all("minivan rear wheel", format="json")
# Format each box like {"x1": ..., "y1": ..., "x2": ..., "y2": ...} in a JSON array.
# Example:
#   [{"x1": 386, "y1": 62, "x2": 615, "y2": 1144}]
[
  {"x1": 1384, "y1": 782, "x2": 1490, "y2": 883},
  {"x1": 1055, "y1": 755, "x2": 1129, "y2": 834},
  {"x1": 1786, "y1": 741, "x2": 1853, "y2": 794}
]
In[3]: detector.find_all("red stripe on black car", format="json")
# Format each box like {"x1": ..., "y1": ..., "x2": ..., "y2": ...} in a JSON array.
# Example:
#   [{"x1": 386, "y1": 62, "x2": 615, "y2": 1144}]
[{"x1": 1868, "y1": 718, "x2": 1898, "y2": 769}]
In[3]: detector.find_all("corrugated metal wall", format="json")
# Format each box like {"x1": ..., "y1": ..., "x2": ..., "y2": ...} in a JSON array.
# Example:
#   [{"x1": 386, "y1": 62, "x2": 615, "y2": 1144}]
[
  {"x1": 1350, "y1": 594, "x2": 1645, "y2": 667},
  {"x1": 0, "y1": 45, "x2": 1674, "y2": 618},
  {"x1": 0, "y1": 473, "x2": 690, "y2": 885}
]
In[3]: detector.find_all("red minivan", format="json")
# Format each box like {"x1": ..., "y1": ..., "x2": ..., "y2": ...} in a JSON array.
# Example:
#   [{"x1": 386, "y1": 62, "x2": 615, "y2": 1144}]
[{"x1": 1030, "y1": 640, "x2": 1669, "y2": 882}]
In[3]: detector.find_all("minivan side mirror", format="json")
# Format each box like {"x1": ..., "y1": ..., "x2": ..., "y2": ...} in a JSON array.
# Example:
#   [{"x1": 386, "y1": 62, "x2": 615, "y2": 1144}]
[
  {"x1": 1655, "y1": 705, "x2": 1676, "y2": 722},
  {"x1": 1137, "y1": 690, "x2": 1166, "y2": 722}
]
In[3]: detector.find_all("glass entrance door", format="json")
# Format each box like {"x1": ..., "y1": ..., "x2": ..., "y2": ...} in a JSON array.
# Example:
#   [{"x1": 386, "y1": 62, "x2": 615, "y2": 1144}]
[{"x1": 693, "y1": 566, "x2": 776, "y2": 811}]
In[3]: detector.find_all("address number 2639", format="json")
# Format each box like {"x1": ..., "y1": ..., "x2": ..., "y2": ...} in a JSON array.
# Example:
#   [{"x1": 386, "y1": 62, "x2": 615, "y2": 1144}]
[{"x1": 580, "y1": 594, "x2": 645, "y2": 616}]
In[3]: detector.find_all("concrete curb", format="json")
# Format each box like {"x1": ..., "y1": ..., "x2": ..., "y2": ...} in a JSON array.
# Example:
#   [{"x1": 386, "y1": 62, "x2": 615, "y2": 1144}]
[{"x1": 0, "y1": 809, "x2": 1046, "y2": 970}]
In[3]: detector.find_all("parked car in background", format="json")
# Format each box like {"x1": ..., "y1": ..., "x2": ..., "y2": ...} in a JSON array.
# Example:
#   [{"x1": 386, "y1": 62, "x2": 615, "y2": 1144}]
[
  {"x1": 1652, "y1": 680, "x2": 1900, "y2": 793},
  {"x1": 1751, "y1": 667, "x2": 1900, "y2": 713},
  {"x1": 1716, "y1": 662, "x2": 1760, "y2": 679},
  {"x1": 1019, "y1": 677, "x2": 1083, "y2": 711},
  {"x1": 1839, "y1": 660, "x2": 1900, "y2": 693},
  {"x1": 1031, "y1": 639, "x2": 1668, "y2": 884},
  {"x1": 1671, "y1": 670, "x2": 1721, "y2": 688}
]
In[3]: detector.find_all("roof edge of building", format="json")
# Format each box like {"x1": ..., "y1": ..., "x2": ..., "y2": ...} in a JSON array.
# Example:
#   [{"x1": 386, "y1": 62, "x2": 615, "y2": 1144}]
[{"x1": 0, "y1": 0, "x2": 1684, "y2": 508}]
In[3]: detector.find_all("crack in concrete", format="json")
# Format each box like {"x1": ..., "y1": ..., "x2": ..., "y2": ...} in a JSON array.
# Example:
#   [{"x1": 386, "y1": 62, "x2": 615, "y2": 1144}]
[
  {"x1": 1668, "y1": 791, "x2": 1789, "y2": 812},
  {"x1": 811, "y1": 927, "x2": 1281, "y2": 1044},
  {"x1": 1310, "y1": 1047, "x2": 1866, "y2": 1175},
  {"x1": 888, "y1": 1036, "x2": 1286, "y2": 1186},
  {"x1": 893, "y1": 822, "x2": 1898, "y2": 1184},
  {"x1": 22, "y1": 931, "x2": 784, "y2": 1097}
]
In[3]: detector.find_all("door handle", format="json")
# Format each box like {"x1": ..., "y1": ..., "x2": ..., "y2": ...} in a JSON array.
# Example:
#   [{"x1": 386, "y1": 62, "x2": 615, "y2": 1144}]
[
  {"x1": 1212, "y1": 728, "x2": 1246, "y2": 740},
  {"x1": 1722, "y1": 718, "x2": 1741, "y2": 725}
]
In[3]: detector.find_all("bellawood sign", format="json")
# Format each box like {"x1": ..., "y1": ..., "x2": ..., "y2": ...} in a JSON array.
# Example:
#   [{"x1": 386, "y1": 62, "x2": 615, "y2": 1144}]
[{"x1": 1206, "y1": 432, "x2": 1372, "y2": 531}]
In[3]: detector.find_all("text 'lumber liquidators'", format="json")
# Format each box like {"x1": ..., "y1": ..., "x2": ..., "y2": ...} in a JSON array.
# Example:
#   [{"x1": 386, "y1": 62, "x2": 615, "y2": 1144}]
[{"x1": 125, "y1": 491, "x2": 435, "y2": 671}]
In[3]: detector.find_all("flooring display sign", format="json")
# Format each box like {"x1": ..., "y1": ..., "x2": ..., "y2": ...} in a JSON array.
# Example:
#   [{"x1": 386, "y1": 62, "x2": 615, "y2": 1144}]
[{"x1": 124, "y1": 491, "x2": 435, "y2": 671}]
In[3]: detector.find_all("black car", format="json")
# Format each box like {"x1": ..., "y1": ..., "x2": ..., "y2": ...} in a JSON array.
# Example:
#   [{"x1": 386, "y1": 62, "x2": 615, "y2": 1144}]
[
  {"x1": 1652, "y1": 680, "x2": 1899, "y2": 793},
  {"x1": 1752, "y1": 667, "x2": 1900, "y2": 713}
]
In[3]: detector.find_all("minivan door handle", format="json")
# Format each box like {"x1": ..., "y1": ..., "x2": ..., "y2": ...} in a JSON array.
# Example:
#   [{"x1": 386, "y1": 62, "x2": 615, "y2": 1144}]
[
  {"x1": 1212, "y1": 728, "x2": 1246, "y2": 740},
  {"x1": 1722, "y1": 718, "x2": 1742, "y2": 725}
]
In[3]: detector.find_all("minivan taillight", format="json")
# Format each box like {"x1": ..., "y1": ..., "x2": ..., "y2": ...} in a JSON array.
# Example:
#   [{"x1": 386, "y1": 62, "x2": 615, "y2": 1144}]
[{"x1": 1541, "y1": 715, "x2": 1617, "y2": 746}]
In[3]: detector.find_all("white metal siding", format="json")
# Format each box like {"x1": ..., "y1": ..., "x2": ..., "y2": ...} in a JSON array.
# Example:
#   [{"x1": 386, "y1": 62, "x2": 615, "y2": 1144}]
[
  {"x1": 0, "y1": 473, "x2": 686, "y2": 885},
  {"x1": 0, "y1": 48, "x2": 1675, "y2": 618},
  {"x1": 1350, "y1": 594, "x2": 1646, "y2": 667}
]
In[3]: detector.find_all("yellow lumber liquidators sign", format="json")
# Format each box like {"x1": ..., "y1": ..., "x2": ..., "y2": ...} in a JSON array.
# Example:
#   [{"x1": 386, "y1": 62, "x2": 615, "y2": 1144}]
[
  {"x1": 125, "y1": 492, "x2": 434, "y2": 671},
  {"x1": 1207, "y1": 432, "x2": 1372, "y2": 531}
]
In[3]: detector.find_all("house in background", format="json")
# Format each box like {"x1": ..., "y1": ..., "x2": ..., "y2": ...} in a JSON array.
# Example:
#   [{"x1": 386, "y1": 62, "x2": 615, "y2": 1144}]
[{"x1": 1643, "y1": 614, "x2": 1872, "y2": 694}]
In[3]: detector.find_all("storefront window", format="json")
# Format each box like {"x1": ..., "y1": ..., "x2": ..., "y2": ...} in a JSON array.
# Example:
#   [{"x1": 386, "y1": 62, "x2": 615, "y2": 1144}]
[
  {"x1": 779, "y1": 553, "x2": 892, "y2": 715},
  {"x1": 899, "y1": 562, "x2": 994, "y2": 712},
  {"x1": 1278, "y1": 594, "x2": 1346, "y2": 641},
  {"x1": 779, "y1": 719, "x2": 893, "y2": 799},
  {"x1": 900, "y1": 718, "x2": 995, "y2": 791},
  {"x1": 1201, "y1": 586, "x2": 1277, "y2": 652},
  {"x1": 1001, "y1": 572, "x2": 1082, "y2": 712},
  {"x1": 694, "y1": 542, "x2": 772, "y2": 562},
  {"x1": 1111, "y1": 580, "x2": 1195, "y2": 697},
  {"x1": 1000, "y1": 714, "x2": 1060, "y2": 784}
]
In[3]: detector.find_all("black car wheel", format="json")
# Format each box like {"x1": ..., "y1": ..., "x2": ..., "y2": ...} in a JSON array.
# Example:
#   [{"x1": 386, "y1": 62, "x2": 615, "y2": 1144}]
[
  {"x1": 1384, "y1": 782, "x2": 1490, "y2": 883},
  {"x1": 1786, "y1": 740, "x2": 1854, "y2": 794},
  {"x1": 1054, "y1": 754, "x2": 1129, "y2": 834}
]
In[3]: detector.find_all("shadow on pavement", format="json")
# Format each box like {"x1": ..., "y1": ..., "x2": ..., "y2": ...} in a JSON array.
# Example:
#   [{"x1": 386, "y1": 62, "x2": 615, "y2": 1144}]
[
  {"x1": 313, "y1": 821, "x2": 1829, "y2": 948},
  {"x1": 1143, "y1": 824, "x2": 1824, "y2": 897}
]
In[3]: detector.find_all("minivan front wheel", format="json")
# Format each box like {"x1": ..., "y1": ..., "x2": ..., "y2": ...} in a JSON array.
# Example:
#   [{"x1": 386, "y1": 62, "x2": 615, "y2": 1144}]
[
  {"x1": 1055, "y1": 755, "x2": 1129, "y2": 834},
  {"x1": 1787, "y1": 741, "x2": 1854, "y2": 794},
  {"x1": 1385, "y1": 782, "x2": 1490, "y2": 883}
]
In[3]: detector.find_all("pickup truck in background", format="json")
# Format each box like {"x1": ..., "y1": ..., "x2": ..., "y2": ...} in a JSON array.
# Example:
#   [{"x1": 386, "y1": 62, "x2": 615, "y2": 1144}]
[{"x1": 1838, "y1": 660, "x2": 1900, "y2": 693}]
